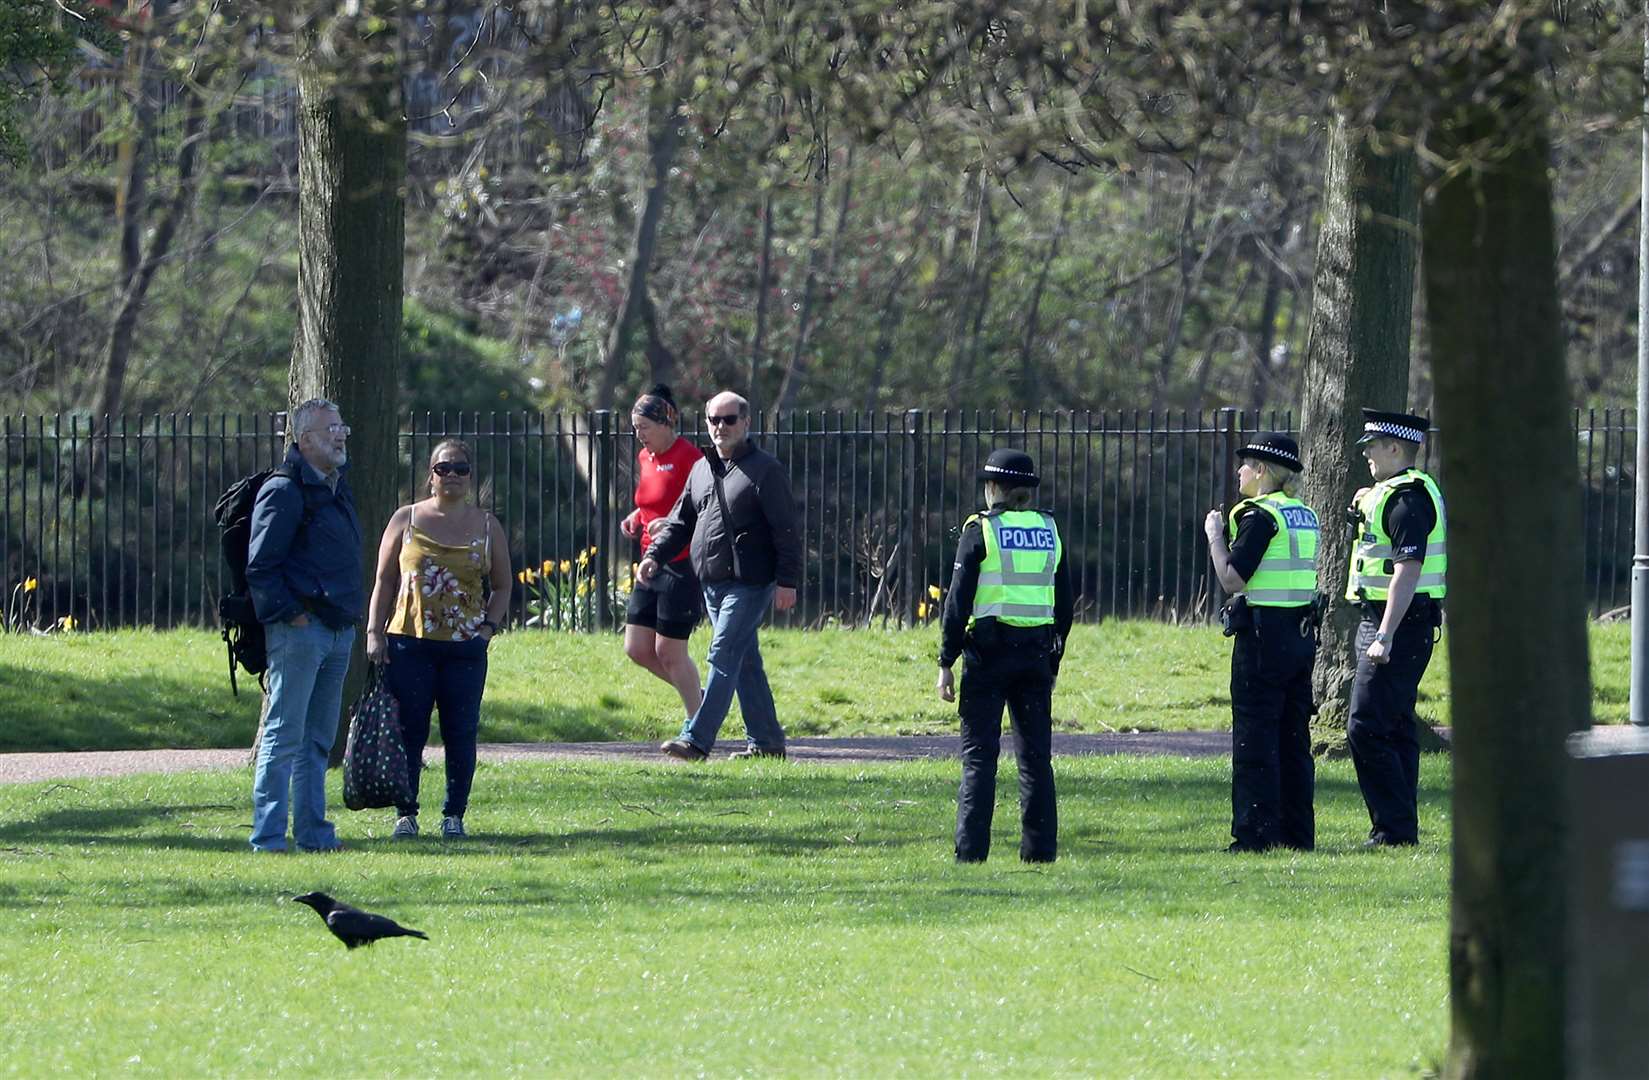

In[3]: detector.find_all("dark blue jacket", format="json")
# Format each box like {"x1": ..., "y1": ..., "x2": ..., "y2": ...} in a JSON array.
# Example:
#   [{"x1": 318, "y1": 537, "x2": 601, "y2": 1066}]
[{"x1": 246, "y1": 445, "x2": 364, "y2": 628}]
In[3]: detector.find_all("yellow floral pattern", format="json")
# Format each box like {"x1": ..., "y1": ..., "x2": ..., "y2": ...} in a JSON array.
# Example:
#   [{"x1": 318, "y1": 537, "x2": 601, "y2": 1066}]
[{"x1": 388, "y1": 524, "x2": 489, "y2": 641}]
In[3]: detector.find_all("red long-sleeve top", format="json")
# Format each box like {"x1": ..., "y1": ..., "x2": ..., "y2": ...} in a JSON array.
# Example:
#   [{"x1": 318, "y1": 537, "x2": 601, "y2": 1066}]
[{"x1": 630, "y1": 437, "x2": 700, "y2": 563}]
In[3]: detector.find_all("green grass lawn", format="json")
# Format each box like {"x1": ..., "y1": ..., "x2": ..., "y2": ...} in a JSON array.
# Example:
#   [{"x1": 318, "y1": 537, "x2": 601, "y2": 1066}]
[
  {"x1": 0, "y1": 755, "x2": 1450, "y2": 1077},
  {"x1": 0, "y1": 621, "x2": 1627, "y2": 753}
]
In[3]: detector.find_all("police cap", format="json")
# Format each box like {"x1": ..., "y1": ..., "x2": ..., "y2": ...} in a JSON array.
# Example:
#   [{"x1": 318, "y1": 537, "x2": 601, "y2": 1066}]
[
  {"x1": 1355, "y1": 408, "x2": 1429, "y2": 445},
  {"x1": 978, "y1": 448, "x2": 1040, "y2": 488},
  {"x1": 1236, "y1": 432, "x2": 1303, "y2": 473}
]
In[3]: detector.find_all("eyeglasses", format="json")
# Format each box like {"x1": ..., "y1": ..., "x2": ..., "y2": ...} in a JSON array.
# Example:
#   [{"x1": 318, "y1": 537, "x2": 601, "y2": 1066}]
[
  {"x1": 303, "y1": 423, "x2": 350, "y2": 437},
  {"x1": 431, "y1": 461, "x2": 472, "y2": 477},
  {"x1": 706, "y1": 414, "x2": 744, "y2": 427}
]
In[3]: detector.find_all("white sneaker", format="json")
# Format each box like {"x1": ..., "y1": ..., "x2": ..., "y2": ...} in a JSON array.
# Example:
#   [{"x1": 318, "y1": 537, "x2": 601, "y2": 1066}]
[
  {"x1": 441, "y1": 815, "x2": 466, "y2": 839},
  {"x1": 392, "y1": 815, "x2": 419, "y2": 839}
]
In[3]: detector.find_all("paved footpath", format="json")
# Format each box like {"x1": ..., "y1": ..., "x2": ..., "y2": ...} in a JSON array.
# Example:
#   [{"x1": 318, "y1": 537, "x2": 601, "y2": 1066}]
[
  {"x1": 0, "y1": 731, "x2": 1234, "y2": 785},
  {"x1": 3, "y1": 727, "x2": 1641, "y2": 785}
]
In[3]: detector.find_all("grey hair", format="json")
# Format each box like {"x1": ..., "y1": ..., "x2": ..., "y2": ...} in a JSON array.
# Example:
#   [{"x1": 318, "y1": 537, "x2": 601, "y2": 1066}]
[
  {"x1": 291, "y1": 398, "x2": 340, "y2": 437},
  {"x1": 710, "y1": 392, "x2": 750, "y2": 418}
]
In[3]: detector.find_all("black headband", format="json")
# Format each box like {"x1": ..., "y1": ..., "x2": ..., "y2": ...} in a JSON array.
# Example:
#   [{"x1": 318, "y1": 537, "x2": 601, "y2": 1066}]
[{"x1": 632, "y1": 395, "x2": 674, "y2": 424}]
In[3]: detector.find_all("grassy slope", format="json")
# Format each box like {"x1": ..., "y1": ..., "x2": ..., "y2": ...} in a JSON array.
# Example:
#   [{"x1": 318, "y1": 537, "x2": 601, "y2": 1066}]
[
  {"x1": 0, "y1": 755, "x2": 1449, "y2": 1077},
  {"x1": 0, "y1": 621, "x2": 1626, "y2": 753},
  {"x1": 0, "y1": 616, "x2": 1629, "y2": 751}
]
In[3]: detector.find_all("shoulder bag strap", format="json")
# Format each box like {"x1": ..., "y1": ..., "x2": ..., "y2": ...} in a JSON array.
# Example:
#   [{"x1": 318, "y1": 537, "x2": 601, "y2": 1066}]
[{"x1": 710, "y1": 463, "x2": 742, "y2": 580}]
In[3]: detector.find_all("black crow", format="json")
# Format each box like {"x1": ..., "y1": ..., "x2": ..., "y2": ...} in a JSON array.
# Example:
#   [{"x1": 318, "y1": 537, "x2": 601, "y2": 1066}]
[{"x1": 292, "y1": 892, "x2": 428, "y2": 949}]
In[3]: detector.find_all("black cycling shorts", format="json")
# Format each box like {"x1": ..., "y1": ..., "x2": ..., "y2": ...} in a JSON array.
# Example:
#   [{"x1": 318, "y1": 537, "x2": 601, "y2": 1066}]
[{"x1": 625, "y1": 561, "x2": 703, "y2": 640}]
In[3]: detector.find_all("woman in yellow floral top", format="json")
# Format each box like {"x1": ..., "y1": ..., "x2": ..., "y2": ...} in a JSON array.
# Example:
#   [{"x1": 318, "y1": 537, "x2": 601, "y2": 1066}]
[{"x1": 365, "y1": 438, "x2": 511, "y2": 840}]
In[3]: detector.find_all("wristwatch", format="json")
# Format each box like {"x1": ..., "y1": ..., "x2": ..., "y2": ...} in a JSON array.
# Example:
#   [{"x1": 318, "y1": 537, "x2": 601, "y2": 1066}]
[
  {"x1": 1373, "y1": 631, "x2": 1391, "y2": 644},
  {"x1": 479, "y1": 619, "x2": 498, "y2": 636}
]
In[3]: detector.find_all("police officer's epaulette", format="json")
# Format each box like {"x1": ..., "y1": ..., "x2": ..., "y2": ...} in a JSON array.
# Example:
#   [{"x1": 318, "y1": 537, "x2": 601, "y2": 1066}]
[{"x1": 1385, "y1": 473, "x2": 1436, "y2": 507}]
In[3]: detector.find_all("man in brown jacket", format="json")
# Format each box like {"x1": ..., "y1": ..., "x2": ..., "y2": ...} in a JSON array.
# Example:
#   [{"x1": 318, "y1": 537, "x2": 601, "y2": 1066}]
[{"x1": 639, "y1": 391, "x2": 801, "y2": 760}]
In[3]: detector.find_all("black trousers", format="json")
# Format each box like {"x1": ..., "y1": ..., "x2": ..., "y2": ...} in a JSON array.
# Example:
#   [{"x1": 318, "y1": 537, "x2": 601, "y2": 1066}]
[
  {"x1": 1229, "y1": 608, "x2": 1316, "y2": 850},
  {"x1": 955, "y1": 635, "x2": 1057, "y2": 863},
  {"x1": 1347, "y1": 615, "x2": 1435, "y2": 844}
]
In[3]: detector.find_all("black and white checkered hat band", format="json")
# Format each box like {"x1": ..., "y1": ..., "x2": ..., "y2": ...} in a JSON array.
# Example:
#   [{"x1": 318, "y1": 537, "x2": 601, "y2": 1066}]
[
  {"x1": 983, "y1": 465, "x2": 1035, "y2": 480},
  {"x1": 1241, "y1": 443, "x2": 1300, "y2": 467},
  {"x1": 1363, "y1": 421, "x2": 1425, "y2": 443}
]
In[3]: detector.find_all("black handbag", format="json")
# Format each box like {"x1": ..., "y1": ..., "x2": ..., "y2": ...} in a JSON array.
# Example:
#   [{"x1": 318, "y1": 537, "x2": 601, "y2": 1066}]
[{"x1": 342, "y1": 664, "x2": 413, "y2": 811}]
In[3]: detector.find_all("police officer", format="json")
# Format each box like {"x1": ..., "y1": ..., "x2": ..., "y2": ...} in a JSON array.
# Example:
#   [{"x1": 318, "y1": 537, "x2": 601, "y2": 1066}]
[
  {"x1": 935, "y1": 449, "x2": 1073, "y2": 864},
  {"x1": 1344, "y1": 408, "x2": 1446, "y2": 848},
  {"x1": 1202, "y1": 433, "x2": 1319, "y2": 853}
]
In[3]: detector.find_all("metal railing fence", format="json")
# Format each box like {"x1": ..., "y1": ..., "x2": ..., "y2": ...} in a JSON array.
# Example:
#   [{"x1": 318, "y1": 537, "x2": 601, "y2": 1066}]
[{"x1": 1, "y1": 407, "x2": 1637, "y2": 632}]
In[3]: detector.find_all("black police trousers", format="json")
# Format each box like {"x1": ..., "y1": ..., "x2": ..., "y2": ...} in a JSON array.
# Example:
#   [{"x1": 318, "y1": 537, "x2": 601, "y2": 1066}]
[
  {"x1": 955, "y1": 633, "x2": 1057, "y2": 863},
  {"x1": 1229, "y1": 607, "x2": 1316, "y2": 851},
  {"x1": 1347, "y1": 614, "x2": 1434, "y2": 844}
]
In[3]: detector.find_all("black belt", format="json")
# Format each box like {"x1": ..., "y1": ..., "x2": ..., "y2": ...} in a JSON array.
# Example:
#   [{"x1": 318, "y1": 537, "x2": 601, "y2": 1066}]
[
  {"x1": 1253, "y1": 604, "x2": 1311, "y2": 623},
  {"x1": 969, "y1": 621, "x2": 1054, "y2": 649},
  {"x1": 1360, "y1": 596, "x2": 1439, "y2": 622}
]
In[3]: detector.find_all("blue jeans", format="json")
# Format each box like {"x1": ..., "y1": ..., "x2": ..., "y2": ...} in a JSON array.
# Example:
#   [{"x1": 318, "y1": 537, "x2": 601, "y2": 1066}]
[
  {"x1": 384, "y1": 634, "x2": 487, "y2": 819},
  {"x1": 681, "y1": 581, "x2": 784, "y2": 753},
  {"x1": 250, "y1": 620, "x2": 355, "y2": 852}
]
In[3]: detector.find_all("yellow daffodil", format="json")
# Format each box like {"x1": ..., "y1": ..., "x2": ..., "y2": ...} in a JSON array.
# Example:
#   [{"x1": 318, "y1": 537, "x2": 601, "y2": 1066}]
[
  {"x1": 560, "y1": 559, "x2": 572, "y2": 575},
  {"x1": 917, "y1": 602, "x2": 928, "y2": 620},
  {"x1": 517, "y1": 570, "x2": 528, "y2": 583},
  {"x1": 541, "y1": 558, "x2": 554, "y2": 574},
  {"x1": 56, "y1": 614, "x2": 75, "y2": 631},
  {"x1": 928, "y1": 585, "x2": 941, "y2": 600},
  {"x1": 23, "y1": 577, "x2": 37, "y2": 593},
  {"x1": 577, "y1": 549, "x2": 590, "y2": 568}
]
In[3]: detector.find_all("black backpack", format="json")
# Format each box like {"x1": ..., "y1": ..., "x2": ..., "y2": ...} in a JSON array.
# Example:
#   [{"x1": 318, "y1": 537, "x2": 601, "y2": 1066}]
[{"x1": 213, "y1": 463, "x2": 303, "y2": 696}]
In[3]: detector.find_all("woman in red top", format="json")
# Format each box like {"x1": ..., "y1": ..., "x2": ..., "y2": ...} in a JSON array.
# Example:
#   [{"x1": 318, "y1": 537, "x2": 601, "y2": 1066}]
[{"x1": 621, "y1": 385, "x2": 704, "y2": 722}]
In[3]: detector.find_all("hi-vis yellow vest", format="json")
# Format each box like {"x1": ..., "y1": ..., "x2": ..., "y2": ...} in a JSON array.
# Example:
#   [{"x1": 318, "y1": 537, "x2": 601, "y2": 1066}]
[
  {"x1": 969, "y1": 510, "x2": 1061, "y2": 628},
  {"x1": 1226, "y1": 492, "x2": 1319, "y2": 607},
  {"x1": 1345, "y1": 470, "x2": 1447, "y2": 602}
]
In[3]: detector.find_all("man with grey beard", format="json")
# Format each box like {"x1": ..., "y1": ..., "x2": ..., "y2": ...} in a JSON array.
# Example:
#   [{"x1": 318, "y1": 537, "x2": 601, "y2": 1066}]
[{"x1": 246, "y1": 398, "x2": 363, "y2": 852}]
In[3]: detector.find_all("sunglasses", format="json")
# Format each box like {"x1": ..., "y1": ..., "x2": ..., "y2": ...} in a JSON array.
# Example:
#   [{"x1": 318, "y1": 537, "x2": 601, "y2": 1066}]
[
  {"x1": 431, "y1": 461, "x2": 472, "y2": 477},
  {"x1": 706, "y1": 414, "x2": 744, "y2": 427}
]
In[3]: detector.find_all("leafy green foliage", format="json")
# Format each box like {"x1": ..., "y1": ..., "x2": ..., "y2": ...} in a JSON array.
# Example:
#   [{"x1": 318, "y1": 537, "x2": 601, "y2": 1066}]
[
  {"x1": 0, "y1": 1, "x2": 1642, "y2": 419},
  {"x1": 402, "y1": 298, "x2": 538, "y2": 416},
  {"x1": 0, "y1": 0, "x2": 77, "y2": 166}
]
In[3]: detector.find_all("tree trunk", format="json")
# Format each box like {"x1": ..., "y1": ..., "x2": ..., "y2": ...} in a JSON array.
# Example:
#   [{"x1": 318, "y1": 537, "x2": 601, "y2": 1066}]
[
  {"x1": 595, "y1": 40, "x2": 682, "y2": 410},
  {"x1": 1297, "y1": 115, "x2": 1420, "y2": 752},
  {"x1": 747, "y1": 187, "x2": 775, "y2": 412},
  {"x1": 1015, "y1": 177, "x2": 1072, "y2": 407},
  {"x1": 776, "y1": 147, "x2": 853, "y2": 414},
  {"x1": 289, "y1": 10, "x2": 407, "y2": 766},
  {"x1": 863, "y1": 254, "x2": 917, "y2": 414},
  {"x1": 1246, "y1": 202, "x2": 1295, "y2": 413},
  {"x1": 944, "y1": 173, "x2": 985, "y2": 400},
  {"x1": 1426, "y1": 96, "x2": 1584, "y2": 1080},
  {"x1": 950, "y1": 184, "x2": 996, "y2": 401},
  {"x1": 96, "y1": 80, "x2": 210, "y2": 423}
]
